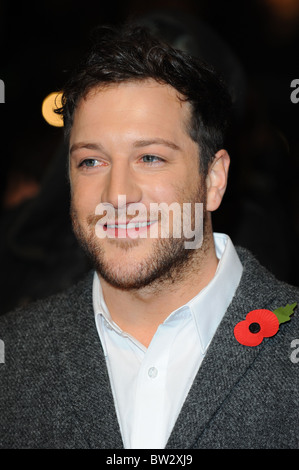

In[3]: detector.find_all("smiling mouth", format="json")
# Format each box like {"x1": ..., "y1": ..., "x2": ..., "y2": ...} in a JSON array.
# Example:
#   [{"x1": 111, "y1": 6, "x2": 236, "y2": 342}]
[{"x1": 99, "y1": 219, "x2": 158, "y2": 239}]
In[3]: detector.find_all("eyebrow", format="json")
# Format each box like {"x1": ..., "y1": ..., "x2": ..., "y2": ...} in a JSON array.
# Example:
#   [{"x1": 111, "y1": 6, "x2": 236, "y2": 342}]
[
  {"x1": 69, "y1": 138, "x2": 181, "y2": 155},
  {"x1": 69, "y1": 142, "x2": 105, "y2": 154},
  {"x1": 133, "y1": 138, "x2": 181, "y2": 151}
]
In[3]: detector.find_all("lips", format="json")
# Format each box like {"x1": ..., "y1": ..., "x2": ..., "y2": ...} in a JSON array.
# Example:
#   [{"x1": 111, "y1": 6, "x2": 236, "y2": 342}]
[{"x1": 98, "y1": 219, "x2": 158, "y2": 239}]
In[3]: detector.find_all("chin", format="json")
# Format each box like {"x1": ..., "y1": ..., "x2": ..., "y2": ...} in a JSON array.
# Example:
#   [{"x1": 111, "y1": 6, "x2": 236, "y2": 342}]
[{"x1": 94, "y1": 243, "x2": 163, "y2": 290}]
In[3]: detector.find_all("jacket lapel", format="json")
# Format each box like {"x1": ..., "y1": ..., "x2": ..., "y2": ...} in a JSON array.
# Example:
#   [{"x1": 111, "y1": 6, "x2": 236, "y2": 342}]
[
  {"x1": 166, "y1": 249, "x2": 279, "y2": 448},
  {"x1": 53, "y1": 271, "x2": 124, "y2": 449}
]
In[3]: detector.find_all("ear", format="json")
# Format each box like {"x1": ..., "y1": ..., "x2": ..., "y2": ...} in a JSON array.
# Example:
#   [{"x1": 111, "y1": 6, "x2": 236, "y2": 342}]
[{"x1": 206, "y1": 149, "x2": 230, "y2": 212}]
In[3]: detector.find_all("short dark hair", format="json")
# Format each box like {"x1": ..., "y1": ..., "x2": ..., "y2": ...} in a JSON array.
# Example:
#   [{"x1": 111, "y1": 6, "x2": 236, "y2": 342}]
[{"x1": 57, "y1": 23, "x2": 232, "y2": 174}]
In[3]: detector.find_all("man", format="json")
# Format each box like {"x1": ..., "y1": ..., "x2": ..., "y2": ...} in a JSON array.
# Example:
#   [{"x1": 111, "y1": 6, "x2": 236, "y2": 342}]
[{"x1": 0, "y1": 24, "x2": 298, "y2": 449}]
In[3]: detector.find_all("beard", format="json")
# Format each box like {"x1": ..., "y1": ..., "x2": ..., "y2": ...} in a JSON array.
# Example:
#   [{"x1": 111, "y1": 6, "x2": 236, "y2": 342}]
[{"x1": 71, "y1": 184, "x2": 209, "y2": 292}]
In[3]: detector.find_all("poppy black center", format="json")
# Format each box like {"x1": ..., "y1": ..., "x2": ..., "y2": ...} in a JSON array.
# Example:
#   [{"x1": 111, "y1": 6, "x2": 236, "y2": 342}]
[{"x1": 249, "y1": 322, "x2": 261, "y2": 334}]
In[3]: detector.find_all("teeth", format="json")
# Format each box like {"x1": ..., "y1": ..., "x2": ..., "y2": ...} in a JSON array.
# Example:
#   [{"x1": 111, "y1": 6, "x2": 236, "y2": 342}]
[
  {"x1": 127, "y1": 221, "x2": 148, "y2": 229},
  {"x1": 106, "y1": 221, "x2": 154, "y2": 229}
]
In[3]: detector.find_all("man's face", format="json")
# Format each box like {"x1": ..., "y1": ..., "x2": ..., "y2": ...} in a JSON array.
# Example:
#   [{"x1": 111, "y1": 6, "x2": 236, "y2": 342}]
[{"x1": 69, "y1": 79, "x2": 208, "y2": 290}]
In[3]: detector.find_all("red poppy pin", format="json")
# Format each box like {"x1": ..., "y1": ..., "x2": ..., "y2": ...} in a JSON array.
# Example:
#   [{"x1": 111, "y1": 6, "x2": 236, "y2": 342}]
[{"x1": 234, "y1": 303, "x2": 297, "y2": 347}]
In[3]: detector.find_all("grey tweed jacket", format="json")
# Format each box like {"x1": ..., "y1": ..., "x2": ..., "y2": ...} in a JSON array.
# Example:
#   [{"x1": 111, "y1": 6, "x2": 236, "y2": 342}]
[{"x1": 0, "y1": 247, "x2": 298, "y2": 449}]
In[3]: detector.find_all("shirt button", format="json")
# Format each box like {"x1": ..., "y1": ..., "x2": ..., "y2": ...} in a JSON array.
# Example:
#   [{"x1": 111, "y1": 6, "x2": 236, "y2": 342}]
[
  {"x1": 148, "y1": 367, "x2": 158, "y2": 378},
  {"x1": 104, "y1": 320, "x2": 112, "y2": 330}
]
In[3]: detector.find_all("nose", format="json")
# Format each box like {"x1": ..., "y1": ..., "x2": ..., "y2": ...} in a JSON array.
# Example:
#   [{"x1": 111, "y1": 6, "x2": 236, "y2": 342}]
[{"x1": 101, "y1": 160, "x2": 142, "y2": 209}]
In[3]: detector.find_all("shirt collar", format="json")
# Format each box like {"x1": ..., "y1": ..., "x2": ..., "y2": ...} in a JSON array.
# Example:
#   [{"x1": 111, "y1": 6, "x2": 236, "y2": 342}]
[
  {"x1": 93, "y1": 233, "x2": 243, "y2": 353},
  {"x1": 93, "y1": 273, "x2": 116, "y2": 329},
  {"x1": 186, "y1": 233, "x2": 243, "y2": 353}
]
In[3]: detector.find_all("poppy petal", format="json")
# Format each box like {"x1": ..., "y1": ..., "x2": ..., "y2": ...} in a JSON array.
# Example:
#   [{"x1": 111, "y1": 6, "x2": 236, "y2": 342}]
[
  {"x1": 246, "y1": 309, "x2": 279, "y2": 337},
  {"x1": 234, "y1": 320, "x2": 264, "y2": 347}
]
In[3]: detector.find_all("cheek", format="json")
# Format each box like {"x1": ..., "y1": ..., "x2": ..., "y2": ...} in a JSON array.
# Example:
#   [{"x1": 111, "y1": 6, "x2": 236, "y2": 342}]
[
  {"x1": 71, "y1": 178, "x2": 101, "y2": 219},
  {"x1": 142, "y1": 180, "x2": 178, "y2": 205},
  {"x1": 143, "y1": 172, "x2": 201, "y2": 205}
]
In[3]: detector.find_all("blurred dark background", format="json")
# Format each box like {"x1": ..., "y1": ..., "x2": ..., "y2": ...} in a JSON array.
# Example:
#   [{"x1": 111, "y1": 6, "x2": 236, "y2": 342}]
[{"x1": 0, "y1": 0, "x2": 299, "y2": 315}]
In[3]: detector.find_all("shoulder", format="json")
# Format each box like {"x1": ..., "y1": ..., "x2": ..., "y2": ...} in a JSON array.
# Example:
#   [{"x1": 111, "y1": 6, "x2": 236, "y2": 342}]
[
  {"x1": 0, "y1": 269, "x2": 96, "y2": 400},
  {"x1": 236, "y1": 246, "x2": 299, "y2": 302},
  {"x1": 0, "y1": 270, "x2": 95, "y2": 345}
]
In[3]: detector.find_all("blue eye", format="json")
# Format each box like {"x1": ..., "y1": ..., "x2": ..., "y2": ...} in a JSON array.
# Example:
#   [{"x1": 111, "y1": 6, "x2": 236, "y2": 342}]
[
  {"x1": 79, "y1": 159, "x2": 99, "y2": 167},
  {"x1": 141, "y1": 155, "x2": 163, "y2": 164}
]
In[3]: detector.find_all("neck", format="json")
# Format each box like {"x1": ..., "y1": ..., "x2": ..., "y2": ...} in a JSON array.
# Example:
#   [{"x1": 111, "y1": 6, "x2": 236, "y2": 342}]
[{"x1": 99, "y1": 232, "x2": 218, "y2": 347}]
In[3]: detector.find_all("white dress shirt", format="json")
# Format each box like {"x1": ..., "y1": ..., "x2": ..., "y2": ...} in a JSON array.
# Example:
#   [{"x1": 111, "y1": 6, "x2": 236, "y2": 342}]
[{"x1": 93, "y1": 233, "x2": 243, "y2": 449}]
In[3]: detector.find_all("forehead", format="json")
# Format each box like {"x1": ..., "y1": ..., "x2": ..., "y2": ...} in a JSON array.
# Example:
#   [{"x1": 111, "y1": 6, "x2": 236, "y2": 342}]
[{"x1": 70, "y1": 79, "x2": 193, "y2": 143}]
